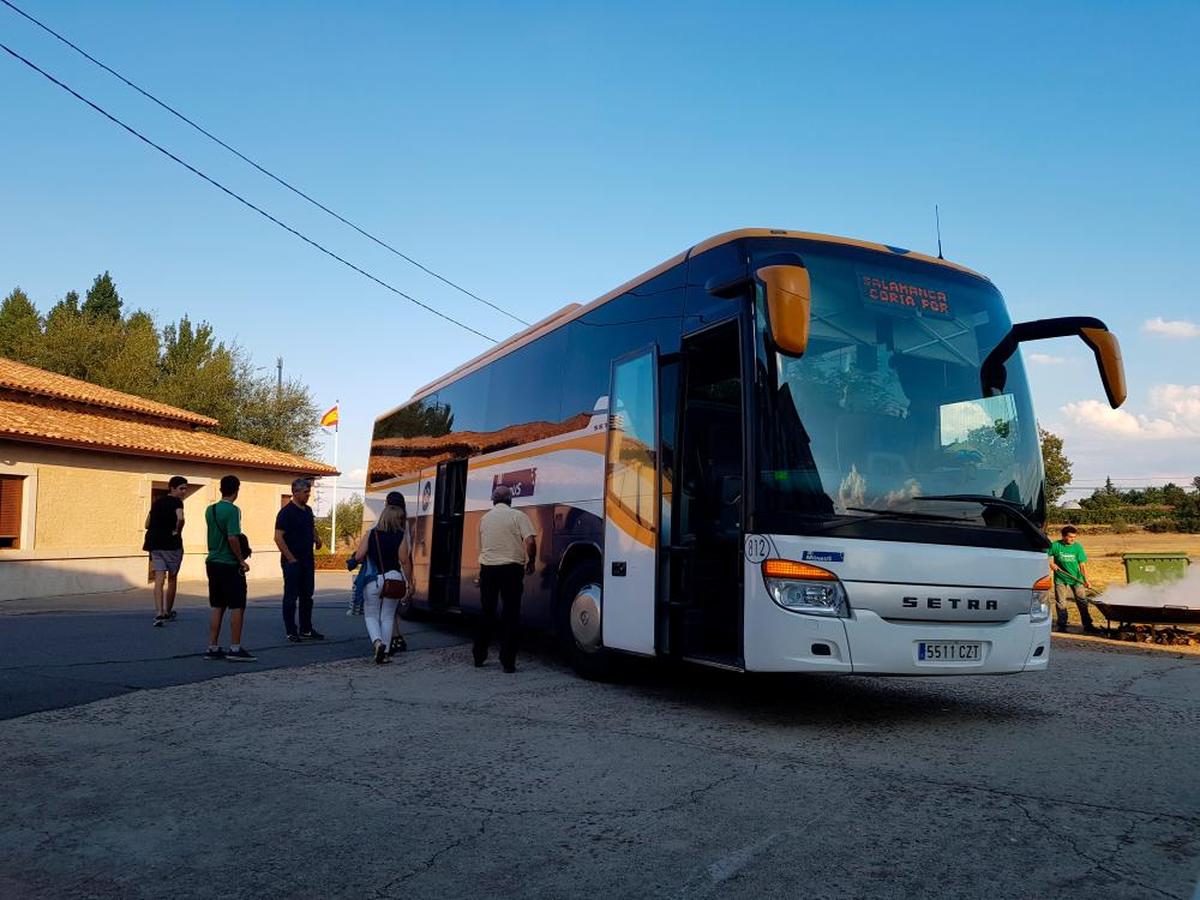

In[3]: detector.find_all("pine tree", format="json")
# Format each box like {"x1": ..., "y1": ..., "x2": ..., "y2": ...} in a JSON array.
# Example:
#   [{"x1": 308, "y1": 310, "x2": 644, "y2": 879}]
[
  {"x1": 0, "y1": 287, "x2": 43, "y2": 361},
  {"x1": 81, "y1": 272, "x2": 122, "y2": 320}
]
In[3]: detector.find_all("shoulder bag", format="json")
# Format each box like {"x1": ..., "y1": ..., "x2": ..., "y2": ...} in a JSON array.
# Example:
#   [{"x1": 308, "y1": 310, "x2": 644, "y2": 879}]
[{"x1": 209, "y1": 503, "x2": 252, "y2": 559}]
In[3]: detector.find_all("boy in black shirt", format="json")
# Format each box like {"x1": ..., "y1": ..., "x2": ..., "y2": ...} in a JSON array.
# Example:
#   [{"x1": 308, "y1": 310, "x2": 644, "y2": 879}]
[{"x1": 145, "y1": 475, "x2": 188, "y2": 626}]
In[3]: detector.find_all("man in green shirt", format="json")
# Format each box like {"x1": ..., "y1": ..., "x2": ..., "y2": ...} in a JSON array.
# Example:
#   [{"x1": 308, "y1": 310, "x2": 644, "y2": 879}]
[
  {"x1": 1048, "y1": 525, "x2": 1097, "y2": 634},
  {"x1": 204, "y1": 475, "x2": 256, "y2": 661}
]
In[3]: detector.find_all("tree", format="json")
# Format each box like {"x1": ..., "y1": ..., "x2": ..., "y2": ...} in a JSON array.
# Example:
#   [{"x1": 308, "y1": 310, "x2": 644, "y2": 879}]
[
  {"x1": 0, "y1": 288, "x2": 42, "y2": 361},
  {"x1": 46, "y1": 290, "x2": 80, "y2": 323},
  {"x1": 316, "y1": 494, "x2": 364, "y2": 551},
  {"x1": 1192, "y1": 476, "x2": 1200, "y2": 494},
  {"x1": 98, "y1": 310, "x2": 161, "y2": 398},
  {"x1": 1162, "y1": 482, "x2": 1187, "y2": 506},
  {"x1": 81, "y1": 272, "x2": 122, "y2": 321},
  {"x1": 155, "y1": 316, "x2": 241, "y2": 427},
  {"x1": 38, "y1": 292, "x2": 125, "y2": 381},
  {"x1": 225, "y1": 372, "x2": 320, "y2": 458},
  {"x1": 5, "y1": 274, "x2": 322, "y2": 457},
  {"x1": 1038, "y1": 427, "x2": 1072, "y2": 506}
]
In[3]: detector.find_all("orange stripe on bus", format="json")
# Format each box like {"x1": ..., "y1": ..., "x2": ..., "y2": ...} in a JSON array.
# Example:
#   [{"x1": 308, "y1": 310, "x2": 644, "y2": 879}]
[{"x1": 606, "y1": 492, "x2": 656, "y2": 549}]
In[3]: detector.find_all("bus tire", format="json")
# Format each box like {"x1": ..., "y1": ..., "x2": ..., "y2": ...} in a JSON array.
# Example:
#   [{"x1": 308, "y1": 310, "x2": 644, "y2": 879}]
[{"x1": 558, "y1": 562, "x2": 612, "y2": 681}]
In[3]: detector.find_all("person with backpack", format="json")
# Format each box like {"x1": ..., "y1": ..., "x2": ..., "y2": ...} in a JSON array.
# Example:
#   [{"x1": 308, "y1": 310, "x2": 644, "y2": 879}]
[
  {"x1": 204, "y1": 475, "x2": 256, "y2": 661},
  {"x1": 352, "y1": 492, "x2": 414, "y2": 664},
  {"x1": 144, "y1": 475, "x2": 188, "y2": 627}
]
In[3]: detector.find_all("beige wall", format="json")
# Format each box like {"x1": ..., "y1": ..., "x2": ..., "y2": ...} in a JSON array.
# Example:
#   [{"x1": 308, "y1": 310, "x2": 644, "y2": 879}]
[{"x1": 0, "y1": 440, "x2": 317, "y2": 601}]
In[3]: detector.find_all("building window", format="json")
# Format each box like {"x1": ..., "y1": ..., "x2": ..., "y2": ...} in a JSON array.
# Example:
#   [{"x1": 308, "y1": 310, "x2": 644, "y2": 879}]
[{"x1": 0, "y1": 475, "x2": 24, "y2": 550}]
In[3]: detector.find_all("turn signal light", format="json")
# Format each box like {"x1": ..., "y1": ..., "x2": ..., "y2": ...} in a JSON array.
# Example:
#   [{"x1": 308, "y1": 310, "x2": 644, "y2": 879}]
[
  {"x1": 762, "y1": 559, "x2": 838, "y2": 581},
  {"x1": 1033, "y1": 574, "x2": 1054, "y2": 592}
]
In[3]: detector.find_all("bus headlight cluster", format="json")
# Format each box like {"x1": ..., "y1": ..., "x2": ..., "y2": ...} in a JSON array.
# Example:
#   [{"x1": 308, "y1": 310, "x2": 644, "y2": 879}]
[
  {"x1": 1030, "y1": 574, "x2": 1052, "y2": 624},
  {"x1": 761, "y1": 559, "x2": 849, "y2": 617}
]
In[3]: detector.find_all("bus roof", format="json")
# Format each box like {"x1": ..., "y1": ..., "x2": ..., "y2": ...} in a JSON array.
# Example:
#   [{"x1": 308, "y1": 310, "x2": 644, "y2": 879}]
[{"x1": 410, "y1": 227, "x2": 988, "y2": 402}]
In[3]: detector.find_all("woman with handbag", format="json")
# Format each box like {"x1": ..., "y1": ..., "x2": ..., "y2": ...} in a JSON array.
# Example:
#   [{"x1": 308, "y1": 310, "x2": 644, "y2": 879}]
[{"x1": 353, "y1": 491, "x2": 414, "y2": 664}]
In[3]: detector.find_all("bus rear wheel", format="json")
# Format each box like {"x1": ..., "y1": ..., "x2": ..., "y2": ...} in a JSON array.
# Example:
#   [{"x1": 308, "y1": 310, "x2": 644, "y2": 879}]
[{"x1": 558, "y1": 562, "x2": 612, "y2": 680}]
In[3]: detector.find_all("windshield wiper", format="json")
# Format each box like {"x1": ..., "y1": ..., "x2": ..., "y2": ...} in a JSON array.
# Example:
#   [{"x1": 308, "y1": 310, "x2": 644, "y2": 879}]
[
  {"x1": 902, "y1": 494, "x2": 1049, "y2": 549},
  {"x1": 843, "y1": 506, "x2": 967, "y2": 523}
]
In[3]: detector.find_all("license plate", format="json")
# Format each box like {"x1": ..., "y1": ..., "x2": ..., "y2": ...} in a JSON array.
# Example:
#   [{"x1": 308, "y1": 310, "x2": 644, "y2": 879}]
[{"x1": 917, "y1": 641, "x2": 983, "y2": 663}]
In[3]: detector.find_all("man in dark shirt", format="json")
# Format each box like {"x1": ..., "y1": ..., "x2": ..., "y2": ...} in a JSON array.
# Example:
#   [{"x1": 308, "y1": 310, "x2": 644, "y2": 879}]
[
  {"x1": 144, "y1": 475, "x2": 188, "y2": 627},
  {"x1": 275, "y1": 478, "x2": 324, "y2": 641}
]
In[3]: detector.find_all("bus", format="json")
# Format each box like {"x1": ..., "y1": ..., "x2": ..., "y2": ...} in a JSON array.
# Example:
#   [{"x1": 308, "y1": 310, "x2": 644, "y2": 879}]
[{"x1": 366, "y1": 228, "x2": 1126, "y2": 678}]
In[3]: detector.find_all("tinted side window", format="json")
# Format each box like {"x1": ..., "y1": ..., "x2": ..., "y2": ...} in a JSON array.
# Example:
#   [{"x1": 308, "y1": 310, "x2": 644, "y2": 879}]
[
  {"x1": 685, "y1": 241, "x2": 747, "y2": 327},
  {"x1": 439, "y1": 368, "x2": 489, "y2": 436},
  {"x1": 563, "y1": 266, "x2": 685, "y2": 418},
  {"x1": 369, "y1": 393, "x2": 452, "y2": 485},
  {"x1": 484, "y1": 326, "x2": 567, "y2": 432}
]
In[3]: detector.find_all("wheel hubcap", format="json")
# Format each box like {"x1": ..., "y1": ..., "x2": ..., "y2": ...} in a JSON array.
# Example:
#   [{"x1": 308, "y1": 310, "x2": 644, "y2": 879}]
[{"x1": 570, "y1": 584, "x2": 602, "y2": 652}]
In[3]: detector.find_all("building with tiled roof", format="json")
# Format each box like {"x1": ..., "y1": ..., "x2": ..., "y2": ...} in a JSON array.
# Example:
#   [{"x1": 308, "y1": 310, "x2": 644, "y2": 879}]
[{"x1": 0, "y1": 356, "x2": 338, "y2": 601}]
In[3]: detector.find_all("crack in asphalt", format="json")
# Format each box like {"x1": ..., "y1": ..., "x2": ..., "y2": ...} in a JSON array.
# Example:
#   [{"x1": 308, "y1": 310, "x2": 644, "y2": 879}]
[
  {"x1": 1012, "y1": 799, "x2": 1185, "y2": 900},
  {"x1": 363, "y1": 689, "x2": 1200, "y2": 829},
  {"x1": 371, "y1": 812, "x2": 491, "y2": 898}
]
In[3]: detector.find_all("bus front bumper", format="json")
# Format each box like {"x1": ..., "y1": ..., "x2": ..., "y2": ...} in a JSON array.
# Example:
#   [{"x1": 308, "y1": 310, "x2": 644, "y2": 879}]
[
  {"x1": 841, "y1": 610, "x2": 1050, "y2": 675},
  {"x1": 744, "y1": 603, "x2": 1050, "y2": 675}
]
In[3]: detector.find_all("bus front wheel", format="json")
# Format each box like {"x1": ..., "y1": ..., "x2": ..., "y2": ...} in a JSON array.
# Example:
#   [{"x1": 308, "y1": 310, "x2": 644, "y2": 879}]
[{"x1": 558, "y1": 562, "x2": 612, "y2": 680}]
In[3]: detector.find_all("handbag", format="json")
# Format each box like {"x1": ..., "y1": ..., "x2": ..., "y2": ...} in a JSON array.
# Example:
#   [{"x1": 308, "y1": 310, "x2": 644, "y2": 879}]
[{"x1": 375, "y1": 530, "x2": 406, "y2": 599}]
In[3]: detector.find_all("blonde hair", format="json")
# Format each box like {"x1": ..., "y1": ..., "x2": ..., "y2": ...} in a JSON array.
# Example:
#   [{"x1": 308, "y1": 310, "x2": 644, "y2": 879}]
[{"x1": 375, "y1": 504, "x2": 407, "y2": 533}]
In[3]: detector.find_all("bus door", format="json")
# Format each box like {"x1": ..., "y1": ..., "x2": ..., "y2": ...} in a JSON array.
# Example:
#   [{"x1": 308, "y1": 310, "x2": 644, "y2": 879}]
[
  {"x1": 410, "y1": 470, "x2": 436, "y2": 601},
  {"x1": 428, "y1": 458, "x2": 467, "y2": 611},
  {"x1": 602, "y1": 347, "x2": 659, "y2": 655},
  {"x1": 669, "y1": 319, "x2": 745, "y2": 665}
]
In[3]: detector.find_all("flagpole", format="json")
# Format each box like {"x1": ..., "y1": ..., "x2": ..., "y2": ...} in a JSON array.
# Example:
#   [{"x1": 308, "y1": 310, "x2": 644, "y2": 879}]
[{"x1": 330, "y1": 399, "x2": 339, "y2": 552}]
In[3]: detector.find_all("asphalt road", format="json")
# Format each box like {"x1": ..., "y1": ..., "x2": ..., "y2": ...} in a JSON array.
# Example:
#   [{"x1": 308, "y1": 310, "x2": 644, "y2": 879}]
[
  {"x1": 1, "y1": 585, "x2": 1199, "y2": 898},
  {"x1": 0, "y1": 575, "x2": 469, "y2": 720}
]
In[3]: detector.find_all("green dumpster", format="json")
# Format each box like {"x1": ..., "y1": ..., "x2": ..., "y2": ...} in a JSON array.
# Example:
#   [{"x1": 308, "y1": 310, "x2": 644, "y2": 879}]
[{"x1": 1122, "y1": 552, "x2": 1191, "y2": 585}]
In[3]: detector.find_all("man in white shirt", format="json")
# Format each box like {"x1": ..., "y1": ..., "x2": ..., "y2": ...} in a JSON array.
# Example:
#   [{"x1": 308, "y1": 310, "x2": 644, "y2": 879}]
[{"x1": 474, "y1": 484, "x2": 536, "y2": 673}]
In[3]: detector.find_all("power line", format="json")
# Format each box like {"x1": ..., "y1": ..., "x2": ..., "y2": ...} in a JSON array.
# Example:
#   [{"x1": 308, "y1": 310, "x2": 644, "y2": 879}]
[
  {"x1": 0, "y1": 41, "x2": 497, "y2": 343},
  {"x1": 0, "y1": 0, "x2": 529, "y2": 328}
]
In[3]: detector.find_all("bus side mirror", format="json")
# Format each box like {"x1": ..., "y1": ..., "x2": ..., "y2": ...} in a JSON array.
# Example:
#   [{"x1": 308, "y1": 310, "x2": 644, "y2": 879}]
[
  {"x1": 980, "y1": 316, "x2": 1127, "y2": 408},
  {"x1": 757, "y1": 265, "x2": 811, "y2": 356},
  {"x1": 1078, "y1": 326, "x2": 1127, "y2": 409}
]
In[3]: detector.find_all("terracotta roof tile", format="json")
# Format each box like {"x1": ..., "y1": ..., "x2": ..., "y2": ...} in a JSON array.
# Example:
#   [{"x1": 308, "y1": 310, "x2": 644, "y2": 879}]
[
  {"x1": 0, "y1": 356, "x2": 218, "y2": 426},
  {"x1": 0, "y1": 395, "x2": 337, "y2": 476}
]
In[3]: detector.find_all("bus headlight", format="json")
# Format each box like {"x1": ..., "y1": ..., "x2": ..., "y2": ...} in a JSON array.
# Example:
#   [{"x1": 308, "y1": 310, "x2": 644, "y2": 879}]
[
  {"x1": 762, "y1": 559, "x2": 848, "y2": 617},
  {"x1": 1030, "y1": 574, "x2": 1052, "y2": 624}
]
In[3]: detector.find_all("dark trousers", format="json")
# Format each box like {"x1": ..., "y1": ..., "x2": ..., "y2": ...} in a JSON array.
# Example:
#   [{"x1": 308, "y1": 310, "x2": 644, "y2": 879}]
[
  {"x1": 282, "y1": 559, "x2": 315, "y2": 636},
  {"x1": 475, "y1": 563, "x2": 524, "y2": 667}
]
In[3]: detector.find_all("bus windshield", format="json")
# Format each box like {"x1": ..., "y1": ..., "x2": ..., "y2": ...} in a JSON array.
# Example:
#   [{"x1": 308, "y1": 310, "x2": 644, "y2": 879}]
[{"x1": 751, "y1": 241, "x2": 1044, "y2": 540}]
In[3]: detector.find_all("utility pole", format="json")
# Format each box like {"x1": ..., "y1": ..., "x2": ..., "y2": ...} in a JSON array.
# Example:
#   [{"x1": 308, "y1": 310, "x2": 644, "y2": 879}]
[{"x1": 276, "y1": 357, "x2": 283, "y2": 402}]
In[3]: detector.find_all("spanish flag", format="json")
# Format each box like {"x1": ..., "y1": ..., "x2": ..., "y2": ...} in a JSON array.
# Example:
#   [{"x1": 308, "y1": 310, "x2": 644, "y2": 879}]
[{"x1": 319, "y1": 404, "x2": 339, "y2": 429}]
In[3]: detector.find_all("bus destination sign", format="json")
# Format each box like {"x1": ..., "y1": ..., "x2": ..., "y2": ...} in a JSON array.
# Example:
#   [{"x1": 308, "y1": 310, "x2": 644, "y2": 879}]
[{"x1": 857, "y1": 266, "x2": 953, "y2": 320}]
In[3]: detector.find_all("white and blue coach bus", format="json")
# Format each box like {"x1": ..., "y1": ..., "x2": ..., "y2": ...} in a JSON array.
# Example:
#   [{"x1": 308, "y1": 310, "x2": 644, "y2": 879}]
[{"x1": 366, "y1": 229, "x2": 1126, "y2": 678}]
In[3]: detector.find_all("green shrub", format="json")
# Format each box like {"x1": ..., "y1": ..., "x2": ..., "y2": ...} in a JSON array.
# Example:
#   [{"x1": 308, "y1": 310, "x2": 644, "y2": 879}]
[{"x1": 1048, "y1": 506, "x2": 1172, "y2": 526}]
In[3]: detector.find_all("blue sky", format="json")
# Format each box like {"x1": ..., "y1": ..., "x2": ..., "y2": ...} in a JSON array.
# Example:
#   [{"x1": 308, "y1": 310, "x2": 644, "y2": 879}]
[{"x1": 2, "y1": 1, "x2": 1197, "y2": 506}]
